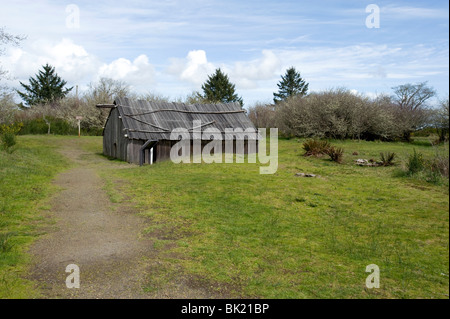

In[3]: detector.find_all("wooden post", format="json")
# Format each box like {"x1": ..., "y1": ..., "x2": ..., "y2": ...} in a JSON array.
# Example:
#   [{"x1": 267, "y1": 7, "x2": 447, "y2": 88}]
[
  {"x1": 76, "y1": 116, "x2": 83, "y2": 137},
  {"x1": 43, "y1": 115, "x2": 51, "y2": 134},
  {"x1": 75, "y1": 85, "x2": 79, "y2": 108}
]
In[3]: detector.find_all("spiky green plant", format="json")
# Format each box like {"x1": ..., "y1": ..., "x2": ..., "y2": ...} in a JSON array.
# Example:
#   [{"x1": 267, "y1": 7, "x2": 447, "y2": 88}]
[
  {"x1": 325, "y1": 146, "x2": 344, "y2": 163},
  {"x1": 380, "y1": 152, "x2": 396, "y2": 166},
  {"x1": 302, "y1": 139, "x2": 330, "y2": 157}
]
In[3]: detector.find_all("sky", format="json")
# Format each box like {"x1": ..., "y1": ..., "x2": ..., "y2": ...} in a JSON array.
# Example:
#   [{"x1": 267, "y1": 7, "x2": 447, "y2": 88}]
[{"x1": 0, "y1": 0, "x2": 448, "y2": 107}]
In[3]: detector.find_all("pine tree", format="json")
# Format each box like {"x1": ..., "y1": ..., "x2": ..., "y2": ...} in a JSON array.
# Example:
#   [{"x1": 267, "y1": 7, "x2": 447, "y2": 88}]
[
  {"x1": 273, "y1": 67, "x2": 308, "y2": 104},
  {"x1": 17, "y1": 63, "x2": 73, "y2": 106},
  {"x1": 201, "y1": 68, "x2": 243, "y2": 106}
]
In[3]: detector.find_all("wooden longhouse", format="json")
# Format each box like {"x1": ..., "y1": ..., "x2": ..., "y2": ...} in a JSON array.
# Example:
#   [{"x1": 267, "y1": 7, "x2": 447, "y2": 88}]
[{"x1": 98, "y1": 97, "x2": 259, "y2": 165}]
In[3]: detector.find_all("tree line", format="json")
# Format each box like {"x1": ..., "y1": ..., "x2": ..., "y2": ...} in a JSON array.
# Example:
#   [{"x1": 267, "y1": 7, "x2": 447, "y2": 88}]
[
  {"x1": 248, "y1": 80, "x2": 448, "y2": 143},
  {"x1": 1, "y1": 60, "x2": 305, "y2": 135},
  {"x1": 1, "y1": 27, "x2": 448, "y2": 141}
]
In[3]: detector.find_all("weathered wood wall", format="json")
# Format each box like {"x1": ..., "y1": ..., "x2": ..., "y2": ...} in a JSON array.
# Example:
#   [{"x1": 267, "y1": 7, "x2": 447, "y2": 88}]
[
  {"x1": 103, "y1": 108, "x2": 128, "y2": 161},
  {"x1": 103, "y1": 108, "x2": 259, "y2": 165},
  {"x1": 152, "y1": 139, "x2": 258, "y2": 163}
]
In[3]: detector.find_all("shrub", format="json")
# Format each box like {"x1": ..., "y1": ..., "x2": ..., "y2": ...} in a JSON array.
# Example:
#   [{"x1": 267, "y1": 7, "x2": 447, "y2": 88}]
[
  {"x1": 403, "y1": 146, "x2": 449, "y2": 184},
  {"x1": 18, "y1": 117, "x2": 77, "y2": 135},
  {"x1": 429, "y1": 148, "x2": 449, "y2": 179},
  {"x1": 379, "y1": 152, "x2": 396, "y2": 166},
  {"x1": 302, "y1": 139, "x2": 344, "y2": 163},
  {"x1": 302, "y1": 139, "x2": 330, "y2": 157},
  {"x1": 407, "y1": 149, "x2": 424, "y2": 175},
  {"x1": 0, "y1": 122, "x2": 23, "y2": 135},
  {"x1": 0, "y1": 122, "x2": 22, "y2": 153},
  {"x1": 274, "y1": 89, "x2": 401, "y2": 140},
  {"x1": 412, "y1": 127, "x2": 438, "y2": 137},
  {"x1": 1, "y1": 132, "x2": 16, "y2": 151}
]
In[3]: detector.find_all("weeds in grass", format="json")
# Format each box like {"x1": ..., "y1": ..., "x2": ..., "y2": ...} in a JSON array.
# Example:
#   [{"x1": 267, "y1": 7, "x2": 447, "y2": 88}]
[
  {"x1": 407, "y1": 149, "x2": 424, "y2": 175},
  {"x1": 425, "y1": 167, "x2": 443, "y2": 185},
  {"x1": 425, "y1": 151, "x2": 449, "y2": 185},
  {"x1": 0, "y1": 123, "x2": 22, "y2": 154},
  {"x1": 1, "y1": 133, "x2": 17, "y2": 153},
  {"x1": 404, "y1": 146, "x2": 449, "y2": 185},
  {"x1": 430, "y1": 146, "x2": 449, "y2": 179},
  {"x1": 0, "y1": 232, "x2": 15, "y2": 253}
]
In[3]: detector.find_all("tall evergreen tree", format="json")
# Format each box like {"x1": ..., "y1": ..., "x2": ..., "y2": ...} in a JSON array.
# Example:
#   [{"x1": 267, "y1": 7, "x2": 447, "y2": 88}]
[
  {"x1": 17, "y1": 63, "x2": 73, "y2": 106},
  {"x1": 201, "y1": 68, "x2": 243, "y2": 106},
  {"x1": 273, "y1": 67, "x2": 308, "y2": 104}
]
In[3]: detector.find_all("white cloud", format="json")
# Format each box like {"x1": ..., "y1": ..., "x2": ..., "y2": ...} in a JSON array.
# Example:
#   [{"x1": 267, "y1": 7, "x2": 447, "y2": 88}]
[
  {"x1": 1, "y1": 38, "x2": 100, "y2": 85},
  {"x1": 348, "y1": 89, "x2": 379, "y2": 99},
  {"x1": 168, "y1": 49, "x2": 281, "y2": 89},
  {"x1": 166, "y1": 43, "x2": 448, "y2": 105},
  {"x1": 170, "y1": 44, "x2": 438, "y2": 92},
  {"x1": 231, "y1": 50, "x2": 281, "y2": 88},
  {"x1": 0, "y1": 37, "x2": 157, "y2": 93},
  {"x1": 97, "y1": 54, "x2": 155, "y2": 85},
  {"x1": 168, "y1": 50, "x2": 215, "y2": 85},
  {"x1": 271, "y1": 44, "x2": 449, "y2": 84},
  {"x1": 381, "y1": 6, "x2": 448, "y2": 19},
  {"x1": 1, "y1": 33, "x2": 447, "y2": 107}
]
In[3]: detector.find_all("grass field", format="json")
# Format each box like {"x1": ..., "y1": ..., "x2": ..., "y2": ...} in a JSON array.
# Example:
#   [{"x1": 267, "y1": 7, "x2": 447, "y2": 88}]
[
  {"x1": 0, "y1": 135, "x2": 448, "y2": 298},
  {"x1": 106, "y1": 137, "x2": 449, "y2": 298},
  {"x1": 0, "y1": 136, "x2": 70, "y2": 298}
]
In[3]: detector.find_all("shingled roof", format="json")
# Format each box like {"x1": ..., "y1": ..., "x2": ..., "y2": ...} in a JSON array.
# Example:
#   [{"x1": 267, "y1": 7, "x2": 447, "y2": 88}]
[{"x1": 108, "y1": 97, "x2": 259, "y2": 141}]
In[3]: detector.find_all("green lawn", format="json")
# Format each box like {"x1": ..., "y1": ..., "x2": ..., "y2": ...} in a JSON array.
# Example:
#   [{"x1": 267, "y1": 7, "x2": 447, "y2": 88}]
[
  {"x1": 0, "y1": 135, "x2": 448, "y2": 298},
  {"x1": 105, "y1": 137, "x2": 449, "y2": 299},
  {"x1": 0, "y1": 136, "x2": 70, "y2": 298}
]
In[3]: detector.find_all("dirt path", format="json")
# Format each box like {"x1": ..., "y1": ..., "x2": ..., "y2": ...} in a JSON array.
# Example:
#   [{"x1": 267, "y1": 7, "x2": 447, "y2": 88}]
[{"x1": 28, "y1": 139, "x2": 214, "y2": 299}]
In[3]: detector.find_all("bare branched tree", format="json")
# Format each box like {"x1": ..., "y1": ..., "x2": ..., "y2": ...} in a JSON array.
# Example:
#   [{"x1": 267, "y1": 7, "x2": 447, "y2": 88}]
[
  {"x1": 391, "y1": 82, "x2": 436, "y2": 141},
  {"x1": 139, "y1": 91, "x2": 171, "y2": 103},
  {"x1": 85, "y1": 77, "x2": 132, "y2": 104},
  {"x1": 392, "y1": 82, "x2": 436, "y2": 111},
  {"x1": 183, "y1": 91, "x2": 207, "y2": 104},
  {"x1": 0, "y1": 27, "x2": 26, "y2": 84},
  {"x1": 247, "y1": 103, "x2": 276, "y2": 129},
  {"x1": 0, "y1": 27, "x2": 26, "y2": 124},
  {"x1": 83, "y1": 77, "x2": 134, "y2": 129},
  {"x1": 0, "y1": 91, "x2": 17, "y2": 125},
  {"x1": 432, "y1": 97, "x2": 449, "y2": 143}
]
